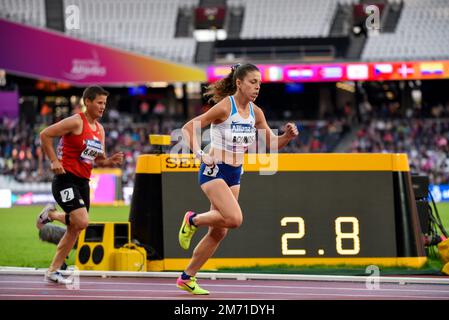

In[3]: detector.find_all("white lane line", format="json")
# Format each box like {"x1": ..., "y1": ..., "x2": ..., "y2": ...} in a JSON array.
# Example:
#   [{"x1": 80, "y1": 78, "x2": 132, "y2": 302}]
[
  {"x1": 1, "y1": 287, "x2": 448, "y2": 300},
  {"x1": 2, "y1": 269, "x2": 448, "y2": 285},
  {"x1": 0, "y1": 294, "x2": 268, "y2": 300},
  {"x1": 1, "y1": 280, "x2": 448, "y2": 294}
]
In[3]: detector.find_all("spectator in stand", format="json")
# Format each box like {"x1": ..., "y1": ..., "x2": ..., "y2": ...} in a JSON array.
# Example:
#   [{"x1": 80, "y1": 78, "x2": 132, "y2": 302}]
[{"x1": 2, "y1": 102, "x2": 449, "y2": 186}]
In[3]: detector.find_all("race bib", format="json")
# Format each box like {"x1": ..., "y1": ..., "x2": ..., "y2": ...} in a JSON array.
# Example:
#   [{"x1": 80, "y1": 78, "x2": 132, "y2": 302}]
[
  {"x1": 80, "y1": 139, "x2": 103, "y2": 161},
  {"x1": 230, "y1": 123, "x2": 256, "y2": 147},
  {"x1": 203, "y1": 164, "x2": 219, "y2": 177},
  {"x1": 60, "y1": 188, "x2": 75, "y2": 203}
]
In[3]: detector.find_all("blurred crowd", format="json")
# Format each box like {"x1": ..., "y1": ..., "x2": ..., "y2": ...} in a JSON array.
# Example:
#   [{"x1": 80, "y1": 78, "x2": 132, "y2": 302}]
[
  {"x1": 348, "y1": 118, "x2": 449, "y2": 185},
  {"x1": 0, "y1": 113, "x2": 171, "y2": 187},
  {"x1": 0, "y1": 117, "x2": 50, "y2": 183},
  {"x1": 1, "y1": 111, "x2": 449, "y2": 186},
  {"x1": 0, "y1": 112, "x2": 349, "y2": 187}
]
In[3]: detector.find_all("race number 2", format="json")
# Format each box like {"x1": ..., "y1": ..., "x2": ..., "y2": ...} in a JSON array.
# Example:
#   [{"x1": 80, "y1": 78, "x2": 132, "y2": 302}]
[{"x1": 60, "y1": 188, "x2": 75, "y2": 203}]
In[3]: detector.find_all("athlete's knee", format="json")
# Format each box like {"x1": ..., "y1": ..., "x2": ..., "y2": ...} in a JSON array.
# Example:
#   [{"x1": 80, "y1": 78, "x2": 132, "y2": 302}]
[
  {"x1": 68, "y1": 208, "x2": 89, "y2": 230},
  {"x1": 76, "y1": 218, "x2": 89, "y2": 230},
  {"x1": 71, "y1": 216, "x2": 89, "y2": 231},
  {"x1": 208, "y1": 228, "x2": 228, "y2": 242},
  {"x1": 226, "y1": 215, "x2": 243, "y2": 229}
]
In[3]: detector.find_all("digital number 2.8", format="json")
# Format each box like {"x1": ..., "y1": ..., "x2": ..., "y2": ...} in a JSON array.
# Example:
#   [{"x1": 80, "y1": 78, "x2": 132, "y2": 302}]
[{"x1": 280, "y1": 216, "x2": 360, "y2": 256}]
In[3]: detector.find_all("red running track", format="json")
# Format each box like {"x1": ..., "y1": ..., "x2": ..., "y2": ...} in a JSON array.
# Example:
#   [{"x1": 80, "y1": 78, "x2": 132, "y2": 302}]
[{"x1": 1, "y1": 274, "x2": 449, "y2": 300}]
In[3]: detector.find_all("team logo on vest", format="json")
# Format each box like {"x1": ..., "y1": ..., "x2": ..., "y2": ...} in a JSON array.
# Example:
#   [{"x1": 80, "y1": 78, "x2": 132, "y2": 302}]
[{"x1": 230, "y1": 121, "x2": 256, "y2": 146}]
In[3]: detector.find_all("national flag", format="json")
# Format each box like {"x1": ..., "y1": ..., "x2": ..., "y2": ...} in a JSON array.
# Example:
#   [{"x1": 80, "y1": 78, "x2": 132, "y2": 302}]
[
  {"x1": 320, "y1": 66, "x2": 343, "y2": 79},
  {"x1": 396, "y1": 63, "x2": 414, "y2": 78},
  {"x1": 374, "y1": 63, "x2": 393, "y2": 75},
  {"x1": 286, "y1": 68, "x2": 314, "y2": 80},
  {"x1": 420, "y1": 63, "x2": 444, "y2": 75},
  {"x1": 265, "y1": 66, "x2": 283, "y2": 81},
  {"x1": 347, "y1": 64, "x2": 369, "y2": 80}
]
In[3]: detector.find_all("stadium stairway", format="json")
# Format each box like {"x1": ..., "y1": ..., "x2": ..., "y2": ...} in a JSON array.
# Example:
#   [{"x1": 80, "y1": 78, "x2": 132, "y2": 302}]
[
  {"x1": 346, "y1": 34, "x2": 367, "y2": 60},
  {"x1": 329, "y1": 2, "x2": 352, "y2": 36},
  {"x1": 195, "y1": 41, "x2": 215, "y2": 64},
  {"x1": 227, "y1": 5, "x2": 244, "y2": 39},
  {"x1": 175, "y1": 5, "x2": 194, "y2": 37},
  {"x1": 382, "y1": 0, "x2": 404, "y2": 33}
]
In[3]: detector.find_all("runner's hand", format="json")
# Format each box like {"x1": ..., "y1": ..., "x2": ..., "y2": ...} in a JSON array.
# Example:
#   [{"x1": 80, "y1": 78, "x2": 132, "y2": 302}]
[
  {"x1": 108, "y1": 152, "x2": 124, "y2": 166},
  {"x1": 201, "y1": 153, "x2": 216, "y2": 166},
  {"x1": 284, "y1": 122, "x2": 299, "y2": 140},
  {"x1": 51, "y1": 159, "x2": 66, "y2": 175}
]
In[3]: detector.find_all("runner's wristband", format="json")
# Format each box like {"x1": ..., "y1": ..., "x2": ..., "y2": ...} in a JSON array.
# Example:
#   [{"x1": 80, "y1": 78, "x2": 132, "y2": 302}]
[{"x1": 195, "y1": 149, "x2": 205, "y2": 160}]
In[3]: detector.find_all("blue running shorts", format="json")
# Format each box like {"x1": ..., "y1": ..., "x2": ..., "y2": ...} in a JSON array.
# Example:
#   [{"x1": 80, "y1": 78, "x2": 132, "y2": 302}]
[{"x1": 198, "y1": 162, "x2": 243, "y2": 187}]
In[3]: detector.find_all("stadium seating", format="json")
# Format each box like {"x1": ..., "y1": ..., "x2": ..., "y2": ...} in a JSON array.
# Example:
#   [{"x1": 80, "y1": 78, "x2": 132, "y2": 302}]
[
  {"x1": 0, "y1": 175, "x2": 51, "y2": 192},
  {"x1": 0, "y1": 0, "x2": 46, "y2": 28},
  {"x1": 2, "y1": 0, "x2": 448, "y2": 63},
  {"x1": 228, "y1": 0, "x2": 338, "y2": 39},
  {"x1": 63, "y1": 0, "x2": 199, "y2": 64},
  {"x1": 0, "y1": 0, "x2": 199, "y2": 64},
  {"x1": 362, "y1": 0, "x2": 449, "y2": 60}
]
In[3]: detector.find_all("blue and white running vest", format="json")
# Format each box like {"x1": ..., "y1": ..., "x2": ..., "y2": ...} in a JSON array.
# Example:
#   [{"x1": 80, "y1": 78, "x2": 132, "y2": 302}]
[{"x1": 210, "y1": 96, "x2": 257, "y2": 153}]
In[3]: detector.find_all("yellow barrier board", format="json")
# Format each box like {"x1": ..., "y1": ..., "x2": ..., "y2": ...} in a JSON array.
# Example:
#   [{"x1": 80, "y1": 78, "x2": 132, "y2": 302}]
[{"x1": 135, "y1": 153, "x2": 410, "y2": 173}]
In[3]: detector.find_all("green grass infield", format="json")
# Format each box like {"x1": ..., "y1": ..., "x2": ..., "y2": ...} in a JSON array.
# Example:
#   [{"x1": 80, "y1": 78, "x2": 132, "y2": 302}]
[{"x1": 0, "y1": 203, "x2": 448, "y2": 274}]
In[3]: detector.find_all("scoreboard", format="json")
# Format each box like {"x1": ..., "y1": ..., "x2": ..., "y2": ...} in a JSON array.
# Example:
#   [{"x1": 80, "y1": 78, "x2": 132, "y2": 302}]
[{"x1": 129, "y1": 153, "x2": 426, "y2": 271}]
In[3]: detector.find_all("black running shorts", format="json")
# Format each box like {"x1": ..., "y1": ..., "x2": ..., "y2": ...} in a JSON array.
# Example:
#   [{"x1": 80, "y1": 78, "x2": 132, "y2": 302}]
[{"x1": 52, "y1": 171, "x2": 90, "y2": 214}]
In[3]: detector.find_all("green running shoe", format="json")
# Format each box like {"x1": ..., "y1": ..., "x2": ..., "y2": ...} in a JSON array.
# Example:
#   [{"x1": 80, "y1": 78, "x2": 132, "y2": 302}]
[
  {"x1": 178, "y1": 211, "x2": 197, "y2": 250},
  {"x1": 176, "y1": 276, "x2": 210, "y2": 295}
]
